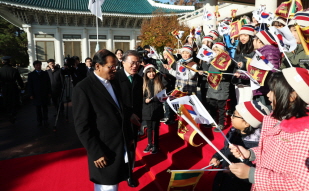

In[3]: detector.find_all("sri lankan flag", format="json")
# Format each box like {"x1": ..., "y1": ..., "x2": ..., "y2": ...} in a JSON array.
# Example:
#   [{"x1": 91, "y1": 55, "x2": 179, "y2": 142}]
[
  {"x1": 167, "y1": 170, "x2": 204, "y2": 191},
  {"x1": 170, "y1": 89, "x2": 188, "y2": 98},
  {"x1": 295, "y1": 24, "x2": 309, "y2": 55},
  {"x1": 207, "y1": 73, "x2": 222, "y2": 90},
  {"x1": 164, "y1": 50, "x2": 176, "y2": 67},
  {"x1": 178, "y1": 105, "x2": 202, "y2": 147},
  {"x1": 231, "y1": 9, "x2": 237, "y2": 18},
  {"x1": 275, "y1": 0, "x2": 303, "y2": 19},
  {"x1": 210, "y1": 51, "x2": 232, "y2": 71},
  {"x1": 230, "y1": 20, "x2": 241, "y2": 38}
]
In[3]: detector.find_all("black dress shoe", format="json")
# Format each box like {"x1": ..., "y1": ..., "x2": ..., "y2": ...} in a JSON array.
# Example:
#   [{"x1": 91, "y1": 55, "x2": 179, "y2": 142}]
[
  {"x1": 151, "y1": 147, "x2": 158, "y2": 154},
  {"x1": 143, "y1": 144, "x2": 152, "y2": 153},
  {"x1": 127, "y1": 178, "x2": 138, "y2": 187}
]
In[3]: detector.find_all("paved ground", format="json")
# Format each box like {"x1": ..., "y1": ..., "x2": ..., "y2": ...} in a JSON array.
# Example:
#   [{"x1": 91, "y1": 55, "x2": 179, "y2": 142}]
[{"x1": 0, "y1": 99, "x2": 82, "y2": 160}]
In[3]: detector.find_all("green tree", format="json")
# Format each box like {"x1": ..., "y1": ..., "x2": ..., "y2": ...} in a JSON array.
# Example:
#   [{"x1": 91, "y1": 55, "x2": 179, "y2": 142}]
[{"x1": 0, "y1": 17, "x2": 29, "y2": 66}]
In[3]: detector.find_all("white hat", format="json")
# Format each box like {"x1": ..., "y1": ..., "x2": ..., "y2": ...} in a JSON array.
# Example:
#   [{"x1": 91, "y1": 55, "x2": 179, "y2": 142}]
[
  {"x1": 212, "y1": 42, "x2": 225, "y2": 51},
  {"x1": 143, "y1": 64, "x2": 156, "y2": 73},
  {"x1": 202, "y1": 35, "x2": 214, "y2": 43},
  {"x1": 180, "y1": 44, "x2": 193, "y2": 55},
  {"x1": 236, "y1": 101, "x2": 270, "y2": 128},
  {"x1": 282, "y1": 67, "x2": 309, "y2": 104},
  {"x1": 239, "y1": 25, "x2": 255, "y2": 36}
]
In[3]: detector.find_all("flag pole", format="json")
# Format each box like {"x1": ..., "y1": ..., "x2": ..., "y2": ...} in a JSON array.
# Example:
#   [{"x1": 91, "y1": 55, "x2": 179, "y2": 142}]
[
  {"x1": 179, "y1": 113, "x2": 232, "y2": 165},
  {"x1": 95, "y1": 0, "x2": 100, "y2": 52},
  {"x1": 286, "y1": 0, "x2": 295, "y2": 25}
]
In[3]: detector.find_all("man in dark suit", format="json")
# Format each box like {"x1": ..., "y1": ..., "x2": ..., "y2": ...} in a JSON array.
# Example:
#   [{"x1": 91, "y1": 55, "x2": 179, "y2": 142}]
[
  {"x1": 85, "y1": 57, "x2": 94, "y2": 76},
  {"x1": 28, "y1": 61, "x2": 51, "y2": 127},
  {"x1": 114, "y1": 50, "x2": 143, "y2": 187},
  {"x1": 47, "y1": 59, "x2": 63, "y2": 114},
  {"x1": 73, "y1": 49, "x2": 134, "y2": 191},
  {"x1": 0, "y1": 56, "x2": 24, "y2": 123},
  {"x1": 71, "y1": 56, "x2": 87, "y2": 86}
]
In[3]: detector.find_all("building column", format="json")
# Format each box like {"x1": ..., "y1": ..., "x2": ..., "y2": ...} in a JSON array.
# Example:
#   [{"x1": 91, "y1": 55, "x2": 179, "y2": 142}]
[
  {"x1": 22, "y1": 24, "x2": 35, "y2": 70},
  {"x1": 255, "y1": 0, "x2": 278, "y2": 12},
  {"x1": 202, "y1": 0, "x2": 218, "y2": 35},
  {"x1": 55, "y1": 27, "x2": 63, "y2": 66},
  {"x1": 82, "y1": 28, "x2": 89, "y2": 61},
  {"x1": 107, "y1": 29, "x2": 113, "y2": 51},
  {"x1": 131, "y1": 30, "x2": 136, "y2": 50}
]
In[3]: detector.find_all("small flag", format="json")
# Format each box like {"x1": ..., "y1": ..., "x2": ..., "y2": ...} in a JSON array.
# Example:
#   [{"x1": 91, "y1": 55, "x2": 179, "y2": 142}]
[
  {"x1": 269, "y1": 26, "x2": 297, "y2": 52},
  {"x1": 218, "y1": 22, "x2": 231, "y2": 36},
  {"x1": 237, "y1": 69, "x2": 260, "y2": 90},
  {"x1": 275, "y1": 0, "x2": 303, "y2": 19},
  {"x1": 88, "y1": 0, "x2": 105, "y2": 20},
  {"x1": 258, "y1": 11, "x2": 275, "y2": 25},
  {"x1": 210, "y1": 51, "x2": 232, "y2": 71},
  {"x1": 164, "y1": 48, "x2": 176, "y2": 67},
  {"x1": 247, "y1": 65, "x2": 269, "y2": 86},
  {"x1": 170, "y1": 89, "x2": 188, "y2": 98},
  {"x1": 197, "y1": 45, "x2": 216, "y2": 62},
  {"x1": 207, "y1": 73, "x2": 222, "y2": 90},
  {"x1": 171, "y1": 30, "x2": 184, "y2": 39},
  {"x1": 203, "y1": 8, "x2": 214, "y2": 21},
  {"x1": 231, "y1": 9, "x2": 237, "y2": 18},
  {"x1": 230, "y1": 20, "x2": 242, "y2": 38},
  {"x1": 155, "y1": 89, "x2": 169, "y2": 102},
  {"x1": 295, "y1": 24, "x2": 309, "y2": 55},
  {"x1": 167, "y1": 170, "x2": 204, "y2": 191},
  {"x1": 250, "y1": 50, "x2": 275, "y2": 71}
]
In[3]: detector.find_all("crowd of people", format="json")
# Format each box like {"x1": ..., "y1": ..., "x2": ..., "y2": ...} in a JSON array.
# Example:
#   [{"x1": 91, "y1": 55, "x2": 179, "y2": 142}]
[{"x1": 1, "y1": 7, "x2": 309, "y2": 191}]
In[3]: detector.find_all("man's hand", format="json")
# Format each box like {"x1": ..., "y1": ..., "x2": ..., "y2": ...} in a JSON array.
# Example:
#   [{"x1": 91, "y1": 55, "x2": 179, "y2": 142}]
[
  {"x1": 145, "y1": 98, "x2": 152, "y2": 103},
  {"x1": 130, "y1": 113, "x2": 141, "y2": 126},
  {"x1": 234, "y1": 72, "x2": 241, "y2": 78},
  {"x1": 229, "y1": 163, "x2": 251, "y2": 179},
  {"x1": 229, "y1": 144, "x2": 250, "y2": 159},
  {"x1": 209, "y1": 158, "x2": 221, "y2": 167},
  {"x1": 94, "y1": 156, "x2": 108, "y2": 168}
]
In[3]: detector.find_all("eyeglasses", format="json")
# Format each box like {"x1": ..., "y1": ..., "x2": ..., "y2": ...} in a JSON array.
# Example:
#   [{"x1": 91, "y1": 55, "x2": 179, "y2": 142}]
[
  {"x1": 105, "y1": 65, "x2": 117, "y2": 70},
  {"x1": 126, "y1": 61, "x2": 141, "y2": 66},
  {"x1": 231, "y1": 113, "x2": 243, "y2": 119}
]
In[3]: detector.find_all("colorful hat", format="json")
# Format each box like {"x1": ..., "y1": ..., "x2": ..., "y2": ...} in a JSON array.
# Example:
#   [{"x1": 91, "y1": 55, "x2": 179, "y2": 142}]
[
  {"x1": 212, "y1": 42, "x2": 225, "y2": 51},
  {"x1": 239, "y1": 25, "x2": 255, "y2": 36},
  {"x1": 209, "y1": 30, "x2": 219, "y2": 38},
  {"x1": 180, "y1": 44, "x2": 193, "y2": 55},
  {"x1": 236, "y1": 101, "x2": 270, "y2": 128},
  {"x1": 288, "y1": 19, "x2": 297, "y2": 26},
  {"x1": 294, "y1": 11, "x2": 309, "y2": 27},
  {"x1": 273, "y1": 17, "x2": 287, "y2": 26},
  {"x1": 256, "y1": 30, "x2": 277, "y2": 46},
  {"x1": 282, "y1": 67, "x2": 309, "y2": 104},
  {"x1": 164, "y1": 47, "x2": 173, "y2": 55},
  {"x1": 202, "y1": 35, "x2": 214, "y2": 43},
  {"x1": 143, "y1": 64, "x2": 156, "y2": 73}
]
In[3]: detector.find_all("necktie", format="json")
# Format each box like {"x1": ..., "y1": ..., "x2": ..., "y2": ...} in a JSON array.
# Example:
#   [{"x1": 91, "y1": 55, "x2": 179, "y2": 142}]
[{"x1": 128, "y1": 75, "x2": 133, "y2": 83}]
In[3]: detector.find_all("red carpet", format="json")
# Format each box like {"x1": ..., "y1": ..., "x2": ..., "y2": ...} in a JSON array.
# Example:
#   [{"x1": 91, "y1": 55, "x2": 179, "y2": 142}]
[{"x1": 0, "y1": 123, "x2": 229, "y2": 191}]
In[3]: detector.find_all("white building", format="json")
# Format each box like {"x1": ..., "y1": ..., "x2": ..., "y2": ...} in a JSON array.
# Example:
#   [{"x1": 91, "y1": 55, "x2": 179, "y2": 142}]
[{"x1": 0, "y1": 0, "x2": 194, "y2": 68}]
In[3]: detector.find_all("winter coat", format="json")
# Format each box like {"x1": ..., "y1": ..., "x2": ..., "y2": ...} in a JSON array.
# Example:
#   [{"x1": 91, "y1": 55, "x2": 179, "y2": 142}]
[
  {"x1": 232, "y1": 49, "x2": 255, "y2": 86},
  {"x1": 206, "y1": 58, "x2": 234, "y2": 101},
  {"x1": 212, "y1": 128, "x2": 261, "y2": 191},
  {"x1": 252, "y1": 45, "x2": 281, "y2": 96},
  {"x1": 224, "y1": 34, "x2": 239, "y2": 58},
  {"x1": 142, "y1": 79, "x2": 164, "y2": 121},
  {"x1": 250, "y1": 114, "x2": 309, "y2": 190},
  {"x1": 281, "y1": 44, "x2": 309, "y2": 69},
  {"x1": 28, "y1": 70, "x2": 51, "y2": 106}
]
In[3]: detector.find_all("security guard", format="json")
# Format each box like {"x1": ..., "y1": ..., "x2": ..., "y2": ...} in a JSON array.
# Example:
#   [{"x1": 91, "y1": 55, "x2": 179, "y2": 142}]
[{"x1": 0, "y1": 56, "x2": 24, "y2": 123}]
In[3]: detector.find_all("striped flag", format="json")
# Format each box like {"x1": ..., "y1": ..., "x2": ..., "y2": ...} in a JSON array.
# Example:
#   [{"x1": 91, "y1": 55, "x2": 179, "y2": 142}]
[
  {"x1": 295, "y1": 25, "x2": 309, "y2": 55},
  {"x1": 88, "y1": 0, "x2": 105, "y2": 20},
  {"x1": 167, "y1": 170, "x2": 204, "y2": 191},
  {"x1": 275, "y1": 0, "x2": 303, "y2": 19}
]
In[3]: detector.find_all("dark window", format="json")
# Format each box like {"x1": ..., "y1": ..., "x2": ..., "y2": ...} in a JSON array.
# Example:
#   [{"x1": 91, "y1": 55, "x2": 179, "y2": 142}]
[
  {"x1": 114, "y1": 36, "x2": 130, "y2": 40},
  {"x1": 63, "y1": 34, "x2": 81, "y2": 39},
  {"x1": 35, "y1": 34, "x2": 54, "y2": 38},
  {"x1": 89, "y1": 35, "x2": 107, "y2": 39}
]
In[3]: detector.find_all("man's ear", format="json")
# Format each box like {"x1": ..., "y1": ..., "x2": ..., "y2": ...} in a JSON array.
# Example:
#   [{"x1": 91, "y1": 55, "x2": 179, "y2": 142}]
[{"x1": 290, "y1": 91, "x2": 297, "y2": 102}]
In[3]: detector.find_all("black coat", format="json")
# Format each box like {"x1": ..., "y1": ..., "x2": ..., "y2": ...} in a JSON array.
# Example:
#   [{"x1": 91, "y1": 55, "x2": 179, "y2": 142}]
[
  {"x1": 28, "y1": 70, "x2": 51, "y2": 106},
  {"x1": 71, "y1": 63, "x2": 87, "y2": 86},
  {"x1": 72, "y1": 72, "x2": 132, "y2": 185},
  {"x1": 142, "y1": 79, "x2": 164, "y2": 121},
  {"x1": 47, "y1": 68, "x2": 63, "y2": 97},
  {"x1": 0, "y1": 64, "x2": 24, "y2": 106},
  {"x1": 114, "y1": 68, "x2": 143, "y2": 120}
]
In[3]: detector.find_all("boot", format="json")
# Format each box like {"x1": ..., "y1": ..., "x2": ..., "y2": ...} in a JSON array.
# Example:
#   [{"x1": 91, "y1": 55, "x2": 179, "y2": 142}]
[
  {"x1": 143, "y1": 144, "x2": 152, "y2": 153},
  {"x1": 151, "y1": 146, "x2": 158, "y2": 154}
]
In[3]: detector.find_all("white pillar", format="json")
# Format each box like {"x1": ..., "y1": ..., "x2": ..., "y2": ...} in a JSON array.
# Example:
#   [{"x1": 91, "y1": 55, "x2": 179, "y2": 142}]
[
  {"x1": 131, "y1": 30, "x2": 136, "y2": 50},
  {"x1": 82, "y1": 28, "x2": 89, "y2": 62},
  {"x1": 255, "y1": 0, "x2": 278, "y2": 12},
  {"x1": 107, "y1": 29, "x2": 113, "y2": 51},
  {"x1": 202, "y1": 0, "x2": 218, "y2": 35},
  {"x1": 22, "y1": 24, "x2": 35, "y2": 71},
  {"x1": 55, "y1": 27, "x2": 64, "y2": 66}
]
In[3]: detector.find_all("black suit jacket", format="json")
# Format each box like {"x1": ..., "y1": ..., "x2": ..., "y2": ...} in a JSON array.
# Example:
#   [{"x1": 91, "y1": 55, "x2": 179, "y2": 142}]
[
  {"x1": 114, "y1": 68, "x2": 143, "y2": 120},
  {"x1": 28, "y1": 70, "x2": 51, "y2": 106},
  {"x1": 72, "y1": 71, "x2": 131, "y2": 185},
  {"x1": 47, "y1": 68, "x2": 63, "y2": 96}
]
